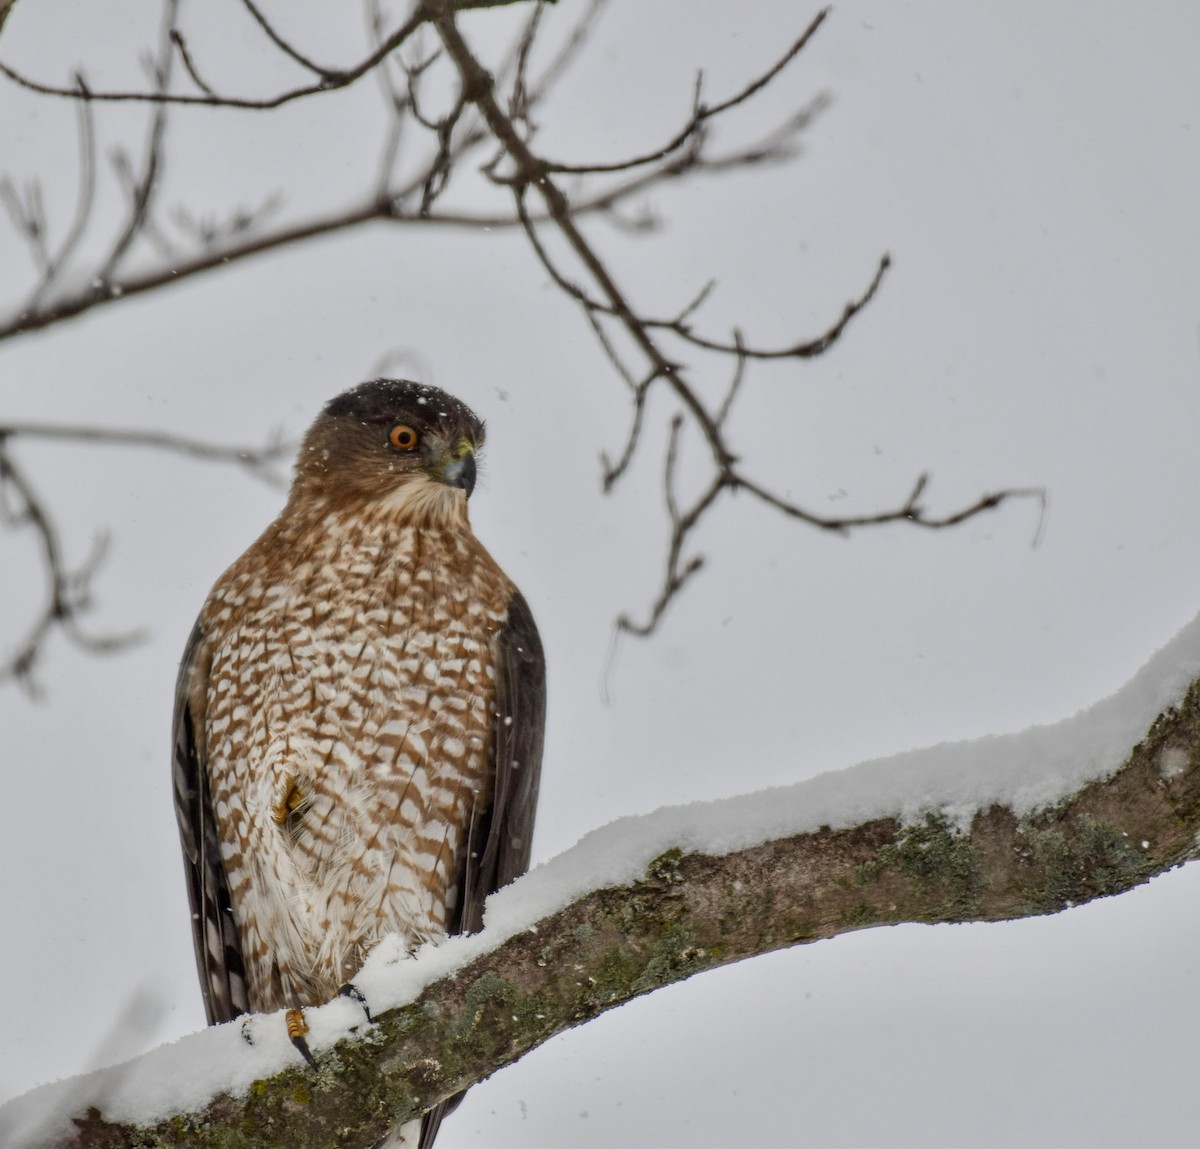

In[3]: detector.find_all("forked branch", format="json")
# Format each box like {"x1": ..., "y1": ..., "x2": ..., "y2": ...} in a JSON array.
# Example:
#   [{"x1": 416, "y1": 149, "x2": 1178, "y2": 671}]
[
  {"x1": 0, "y1": 424, "x2": 293, "y2": 689},
  {"x1": 432, "y1": 4, "x2": 1041, "y2": 633},
  {"x1": 0, "y1": 0, "x2": 1042, "y2": 674}
]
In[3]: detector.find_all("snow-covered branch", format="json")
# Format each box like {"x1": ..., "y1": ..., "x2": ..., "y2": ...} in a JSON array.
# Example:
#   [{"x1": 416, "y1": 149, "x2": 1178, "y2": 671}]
[{"x1": 6, "y1": 614, "x2": 1200, "y2": 1149}]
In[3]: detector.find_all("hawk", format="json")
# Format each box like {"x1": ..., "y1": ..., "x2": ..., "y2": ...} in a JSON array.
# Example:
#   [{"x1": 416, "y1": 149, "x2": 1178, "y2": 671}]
[{"x1": 172, "y1": 380, "x2": 545, "y2": 1148}]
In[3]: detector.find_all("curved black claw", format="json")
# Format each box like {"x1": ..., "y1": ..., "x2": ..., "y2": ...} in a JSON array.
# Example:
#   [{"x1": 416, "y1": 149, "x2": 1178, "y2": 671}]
[
  {"x1": 285, "y1": 1008, "x2": 319, "y2": 1071},
  {"x1": 338, "y1": 981, "x2": 373, "y2": 1023}
]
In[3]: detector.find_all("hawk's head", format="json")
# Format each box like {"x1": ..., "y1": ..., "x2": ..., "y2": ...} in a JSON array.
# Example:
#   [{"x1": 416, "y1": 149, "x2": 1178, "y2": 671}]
[{"x1": 290, "y1": 379, "x2": 486, "y2": 524}]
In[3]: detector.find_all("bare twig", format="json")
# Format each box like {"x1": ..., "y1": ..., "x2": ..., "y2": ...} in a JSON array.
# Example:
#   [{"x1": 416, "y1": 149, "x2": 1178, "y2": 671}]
[
  {"x1": 238, "y1": 0, "x2": 332, "y2": 78},
  {"x1": 0, "y1": 1, "x2": 1041, "y2": 663},
  {"x1": 714, "y1": 329, "x2": 747, "y2": 427},
  {"x1": 170, "y1": 193, "x2": 284, "y2": 251},
  {"x1": 600, "y1": 370, "x2": 657, "y2": 490},
  {"x1": 522, "y1": 0, "x2": 608, "y2": 109},
  {"x1": 366, "y1": 0, "x2": 415, "y2": 201},
  {"x1": 542, "y1": 9, "x2": 828, "y2": 175},
  {"x1": 0, "y1": 437, "x2": 142, "y2": 695},
  {"x1": 96, "y1": 1, "x2": 177, "y2": 286},
  {"x1": 0, "y1": 176, "x2": 50, "y2": 272},
  {"x1": 24, "y1": 84, "x2": 96, "y2": 309},
  {"x1": 0, "y1": 7, "x2": 426, "y2": 110},
  {"x1": 617, "y1": 415, "x2": 725, "y2": 636},
  {"x1": 506, "y1": 1, "x2": 543, "y2": 128},
  {"x1": 0, "y1": 157, "x2": 744, "y2": 344},
  {"x1": 0, "y1": 422, "x2": 295, "y2": 485},
  {"x1": 169, "y1": 30, "x2": 217, "y2": 98},
  {"x1": 0, "y1": 421, "x2": 296, "y2": 687},
  {"x1": 431, "y1": 4, "x2": 1038, "y2": 634},
  {"x1": 651, "y1": 251, "x2": 891, "y2": 361},
  {"x1": 419, "y1": 89, "x2": 471, "y2": 216}
]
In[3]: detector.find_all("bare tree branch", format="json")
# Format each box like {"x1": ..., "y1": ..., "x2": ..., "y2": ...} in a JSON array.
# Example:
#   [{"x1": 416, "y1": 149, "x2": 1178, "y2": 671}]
[
  {"x1": 237, "y1": 0, "x2": 332, "y2": 78},
  {"x1": 431, "y1": 4, "x2": 1039, "y2": 634},
  {"x1": 0, "y1": 7, "x2": 428, "y2": 110},
  {"x1": 541, "y1": 8, "x2": 829, "y2": 175},
  {"x1": 0, "y1": 421, "x2": 294, "y2": 481},
  {"x1": 0, "y1": 0, "x2": 17, "y2": 41},
  {"x1": 14, "y1": 665, "x2": 1200, "y2": 1146},
  {"x1": 0, "y1": 0, "x2": 1041, "y2": 673},
  {"x1": 649, "y1": 248, "x2": 890, "y2": 361},
  {"x1": 10, "y1": 83, "x2": 96, "y2": 308},
  {"x1": 0, "y1": 3, "x2": 784, "y2": 348},
  {"x1": 0, "y1": 436, "x2": 141, "y2": 695},
  {"x1": 0, "y1": 423, "x2": 293, "y2": 686},
  {"x1": 95, "y1": 0, "x2": 178, "y2": 286},
  {"x1": 167, "y1": 29, "x2": 217, "y2": 98}
]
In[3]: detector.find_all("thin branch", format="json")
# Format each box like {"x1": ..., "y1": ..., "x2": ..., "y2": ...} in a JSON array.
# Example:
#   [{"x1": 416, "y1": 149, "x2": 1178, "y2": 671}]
[
  {"x1": 366, "y1": 0, "x2": 413, "y2": 201},
  {"x1": 522, "y1": 0, "x2": 608, "y2": 110},
  {"x1": 715, "y1": 333, "x2": 747, "y2": 428},
  {"x1": 0, "y1": 422, "x2": 295, "y2": 485},
  {"x1": 618, "y1": 416, "x2": 725, "y2": 636},
  {"x1": 169, "y1": 30, "x2": 217, "y2": 98},
  {"x1": 431, "y1": 8, "x2": 1038, "y2": 636},
  {"x1": 653, "y1": 251, "x2": 892, "y2": 361},
  {"x1": 0, "y1": 163, "x2": 724, "y2": 344},
  {"x1": 0, "y1": 421, "x2": 294, "y2": 688},
  {"x1": 0, "y1": 438, "x2": 141, "y2": 695},
  {"x1": 599, "y1": 369, "x2": 657, "y2": 490},
  {"x1": 735, "y1": 471, "x2": 1046, "y2": 534},
  {"x1": 506, "y1": 0, "x2": 544, "y2": 128},
  {"x1": 23, "y1": 83, "x2": 97, "y2": 309},
  {"x1": 170, "y1": 192, "x2": 284, "y2": 251},
  {"x1": 95, "y1": 3, "x2": 176, "y2": 286},
  {"x1": 238, "y1": 0, "x2": 332, "y2": 78},
  {"x1": 418, "y1": 89, "x2": 471, "y2": 216},
  {"x1": 0, "y1": 175, "x2": 50, "y2": 273},
  {"x1": 541, "y1": 8, "x2": 828, "y2": 175},
  {"x1": 0, "y1": 8, "x2": 427, "y2": 110}
]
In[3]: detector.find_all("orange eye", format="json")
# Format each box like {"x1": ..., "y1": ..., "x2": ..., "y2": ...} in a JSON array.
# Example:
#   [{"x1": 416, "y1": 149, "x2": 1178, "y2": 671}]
[{"x1": 389, "y1": 424, "x2": 418, "y2": 451}]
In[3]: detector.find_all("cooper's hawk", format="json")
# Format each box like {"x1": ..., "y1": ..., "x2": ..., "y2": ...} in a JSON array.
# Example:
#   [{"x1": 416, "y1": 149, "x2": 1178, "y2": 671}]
[{"x1": 172, "y1": 380, "x2": 545, "y2": 1148}]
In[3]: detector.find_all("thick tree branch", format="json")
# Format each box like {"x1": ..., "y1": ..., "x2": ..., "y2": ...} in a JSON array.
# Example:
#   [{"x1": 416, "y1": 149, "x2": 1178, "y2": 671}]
[{"x1": 12, "y1": 657, "x2": 1200, "y2": 1147}]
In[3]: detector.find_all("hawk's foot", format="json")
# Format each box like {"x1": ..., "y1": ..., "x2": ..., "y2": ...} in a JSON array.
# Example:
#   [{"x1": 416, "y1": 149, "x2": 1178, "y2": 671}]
[
  {"x1": 285, "y1": 1007, "x2": 318, "y2": 1070},
  {"x1": 339, "y1": 981, "x2": 373, "y2": 1022},
  {"x1": 271, "y1": 777, "x2": 305, "y2": 825}
]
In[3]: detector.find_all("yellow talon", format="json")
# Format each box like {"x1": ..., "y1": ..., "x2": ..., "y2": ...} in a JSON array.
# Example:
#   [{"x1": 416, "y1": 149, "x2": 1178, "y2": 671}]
[
  {"x1": 286, "y1": 1008, "x2": 318, "y2": 1070},
  {"x1": 272, "y1": 778, "x2": 304, "y2": 824}
]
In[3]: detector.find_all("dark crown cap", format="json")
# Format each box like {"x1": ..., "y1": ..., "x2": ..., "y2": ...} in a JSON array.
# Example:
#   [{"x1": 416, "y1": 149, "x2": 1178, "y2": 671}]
[{"x1": 323, "y1": 379, "x2": 483, "y2": 435}]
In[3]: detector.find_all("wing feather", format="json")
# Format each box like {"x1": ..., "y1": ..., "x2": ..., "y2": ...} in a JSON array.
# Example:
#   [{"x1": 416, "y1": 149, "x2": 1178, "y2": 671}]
[
  {"x1": 457, "y1": 586, "x2": 546, "y2": 934},
  {"x1": 421, "y1": 587, "x2": 546, "y2": 1149},
  {"x1": 172, "y1": 618, "x2": 249, "y2": 1024}
]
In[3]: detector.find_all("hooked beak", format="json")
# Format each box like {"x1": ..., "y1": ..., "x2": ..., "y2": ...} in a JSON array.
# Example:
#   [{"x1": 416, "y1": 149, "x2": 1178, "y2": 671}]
[{"x1": 440, "y1": 439, "x2": 477, "y2": 497}]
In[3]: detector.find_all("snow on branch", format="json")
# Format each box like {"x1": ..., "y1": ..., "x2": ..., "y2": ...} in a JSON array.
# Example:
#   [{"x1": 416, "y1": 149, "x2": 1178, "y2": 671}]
[{"x1": 6, "y1": 612, "x2": 1200, "y2": 1148}]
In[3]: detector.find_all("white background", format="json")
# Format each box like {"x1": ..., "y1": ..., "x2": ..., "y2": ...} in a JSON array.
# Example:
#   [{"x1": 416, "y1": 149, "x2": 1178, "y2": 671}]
[{"x1": 2, "y1": 2, "x2": 1200, "y2": 1145}]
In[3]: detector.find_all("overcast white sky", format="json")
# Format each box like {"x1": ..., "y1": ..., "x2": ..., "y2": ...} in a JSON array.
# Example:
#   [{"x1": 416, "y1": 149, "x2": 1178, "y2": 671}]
[{"x1": 2, "y1": 3, "x2": 1199, "y2": 1146}]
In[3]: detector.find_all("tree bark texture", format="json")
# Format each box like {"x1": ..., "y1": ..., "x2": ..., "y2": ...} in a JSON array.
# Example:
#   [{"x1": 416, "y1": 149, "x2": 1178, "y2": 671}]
[{"x1": 37, "y1": 673, "x2": 1200, "y2": 1148}]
